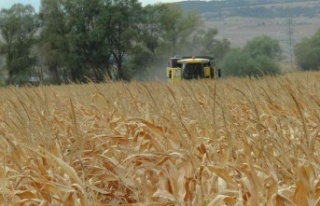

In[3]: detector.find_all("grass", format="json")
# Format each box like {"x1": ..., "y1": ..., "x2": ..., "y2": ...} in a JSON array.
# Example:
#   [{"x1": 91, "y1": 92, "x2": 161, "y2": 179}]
[{"x1": 0, "y1": 71, "x2": 319, "y2": 205}]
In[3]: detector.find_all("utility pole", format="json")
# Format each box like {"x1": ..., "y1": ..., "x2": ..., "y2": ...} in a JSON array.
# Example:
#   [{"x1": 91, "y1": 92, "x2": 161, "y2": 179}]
[{"x1": 287, "y1": 14, "x2": 294, "y2": 70}]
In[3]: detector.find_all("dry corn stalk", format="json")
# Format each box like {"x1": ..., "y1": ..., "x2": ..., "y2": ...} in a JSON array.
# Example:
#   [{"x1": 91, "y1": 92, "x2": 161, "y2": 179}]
[{"x1": 0, "y1": 72, "x2": 319, "y2": 205}]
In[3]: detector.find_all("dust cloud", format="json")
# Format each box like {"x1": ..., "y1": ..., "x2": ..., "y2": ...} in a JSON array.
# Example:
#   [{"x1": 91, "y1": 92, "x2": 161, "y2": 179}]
[{"x1": 131, "y1": 60, "x2": 168, "y2": 82}]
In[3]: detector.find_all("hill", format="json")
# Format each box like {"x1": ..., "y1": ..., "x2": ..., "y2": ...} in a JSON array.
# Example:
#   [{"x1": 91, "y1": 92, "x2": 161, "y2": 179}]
[
  {"x1": 179, "y1": 0, "x2": 320, "y2": 18},
  {"x1": 177, "y1": 0, "x2": 320, "y2": 70}
]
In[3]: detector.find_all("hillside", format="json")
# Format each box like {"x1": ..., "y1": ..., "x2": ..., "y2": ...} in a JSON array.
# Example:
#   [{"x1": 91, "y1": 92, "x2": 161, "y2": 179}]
[
  {"x1": 179, "y1": 0, "x2": 320, "y2": 18},
  {"x1": 177, "y1": 0, "x2": 320, "y2": 70}
]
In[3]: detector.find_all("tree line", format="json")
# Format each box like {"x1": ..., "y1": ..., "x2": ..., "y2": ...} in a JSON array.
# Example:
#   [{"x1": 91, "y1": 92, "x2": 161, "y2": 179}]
[
  {"x1": 0, "y1": 1, "x2": 319, "y2": 85},
  {"x1": 219, "y1": 30, "x2": 320, "y2": 77},
  {"x1": 0, "y1": 0, "x2": 231, "y2": 85}
]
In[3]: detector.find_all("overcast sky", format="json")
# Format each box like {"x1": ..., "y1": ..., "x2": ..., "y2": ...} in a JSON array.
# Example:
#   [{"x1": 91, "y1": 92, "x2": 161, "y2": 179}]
[{"x1": 0, "y1": 0, "x2": 180, "y2": 11}]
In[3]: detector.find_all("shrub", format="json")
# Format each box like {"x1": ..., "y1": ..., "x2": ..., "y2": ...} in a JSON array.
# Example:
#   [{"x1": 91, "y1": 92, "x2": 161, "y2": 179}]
[
  {"x1": 219, "y1": 36, "x2": 282, "y2": 77},
  {"x1": 294, "y1": 29, "x2": 320, "y2": 71}
]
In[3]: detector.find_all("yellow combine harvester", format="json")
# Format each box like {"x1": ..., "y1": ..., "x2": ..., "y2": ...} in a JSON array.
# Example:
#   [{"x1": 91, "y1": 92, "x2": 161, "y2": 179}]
[{"x1": 166, "y1": 56, "x2": 221, "y2": 82}]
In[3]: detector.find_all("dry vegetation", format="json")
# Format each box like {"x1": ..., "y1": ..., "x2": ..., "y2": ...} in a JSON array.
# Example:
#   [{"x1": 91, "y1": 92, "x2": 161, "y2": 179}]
[{"x1": 0, "y1": 71, "x2": 320, "y2": 205}]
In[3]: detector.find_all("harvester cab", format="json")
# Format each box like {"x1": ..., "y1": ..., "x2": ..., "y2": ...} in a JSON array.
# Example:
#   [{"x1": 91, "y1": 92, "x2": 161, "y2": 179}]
[{"x1": 166, "y1": 56, "x2": 221, "y2": 82}]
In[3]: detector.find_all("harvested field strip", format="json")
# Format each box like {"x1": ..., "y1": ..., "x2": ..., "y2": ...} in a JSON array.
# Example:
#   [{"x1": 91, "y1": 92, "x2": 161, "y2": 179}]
[{"x1": 0, "y1": 71, "x2": 319, "y2": 205}]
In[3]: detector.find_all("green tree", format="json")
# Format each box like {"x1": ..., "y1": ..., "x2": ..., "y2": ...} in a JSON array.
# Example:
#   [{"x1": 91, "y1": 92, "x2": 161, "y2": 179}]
[
  {"x1": 128, "y1": 3, "x2": 203, "y2": 79},
  {"x1": 37, "y1": 1, "x2": 203, "y2": 82},
  {"x1": 294, "y1": 29, "x2": 320, "y2": 71},
  {"x1": 126, "y1": 4, "x2": 163, "y2": 75},
  {"x1": 0, "y1": 4, "x2": 39, "y2": 85},
  {"x1": 158, "y1": 4, "x2": 201, "y2": 55},
  {"x1": 40, "y1": 0, "x2": 143, "y2": 82},
  {"x1": 219, "y1": 48, "x2": 255, "y2": 77},
  {"x1": 140, "y1": 4, "x2": 163, "y2": 56},
  {"x1": 63, "y1": 0, "x2": 116, "y2": 82},
  {"x1": 243, "y1": 35, "x2": 281, "y2": 59},
  {"x1": 123, "y1": 43, "x2": 154, "y2": 80},
  {"x1": 125, "y1": 3, "x2": 202, "y2": 80},
  {"x1": 192, "y1": 28, "x2": 230, "y2": 63},
  {"x1": 40, "y1": 0, "x2": 117, "y2": 83},
  {"x1": 39, "y1": 0, "x2": 69, "y2": 84},
  {"x1": 219, "y1": 36, "x2": 281, "y2": 77},
  {"x1": 108, "y1": 0, "x2": 142, "y2": 80}
]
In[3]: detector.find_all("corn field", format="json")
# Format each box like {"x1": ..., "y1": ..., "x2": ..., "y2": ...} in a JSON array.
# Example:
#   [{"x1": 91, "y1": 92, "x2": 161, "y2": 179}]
[{"x1": 0, "y1": 72, "x2": 320, "y2": 205}]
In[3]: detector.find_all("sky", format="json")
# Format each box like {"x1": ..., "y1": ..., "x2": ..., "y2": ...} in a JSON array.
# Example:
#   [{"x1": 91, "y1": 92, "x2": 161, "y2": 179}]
[{"x1": 0, "y1": 0, "x2": 180, "y2": 10}]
